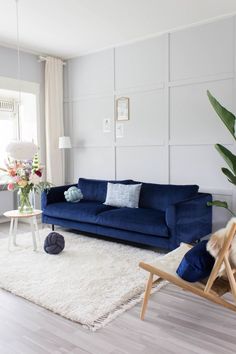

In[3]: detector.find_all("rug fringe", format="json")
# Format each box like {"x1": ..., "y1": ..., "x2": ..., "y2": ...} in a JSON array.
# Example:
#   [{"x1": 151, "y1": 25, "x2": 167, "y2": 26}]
[{"x1": 83, "y1": 280, "x2": 168, "y2": 331}]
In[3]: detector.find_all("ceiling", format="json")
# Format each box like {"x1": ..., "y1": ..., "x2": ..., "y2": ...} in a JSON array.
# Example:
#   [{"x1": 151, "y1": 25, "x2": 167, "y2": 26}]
[{"x1": 0, "y1": 0, "x2": 236, "y2": 59}]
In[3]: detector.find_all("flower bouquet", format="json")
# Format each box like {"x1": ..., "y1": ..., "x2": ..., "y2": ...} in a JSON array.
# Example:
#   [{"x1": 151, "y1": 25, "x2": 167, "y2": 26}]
[{"x1": 0, "y1": 153, "x2": 51, "y2": 214}]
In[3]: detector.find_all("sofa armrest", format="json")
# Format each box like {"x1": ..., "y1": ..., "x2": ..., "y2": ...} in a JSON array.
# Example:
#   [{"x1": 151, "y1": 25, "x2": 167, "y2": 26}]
[
  {"x1": 41, "y1": 184, "x2": 77, "y2": 209},
  {"x1": 165, "y1": 193, "x2": 212, "y2": 249}
]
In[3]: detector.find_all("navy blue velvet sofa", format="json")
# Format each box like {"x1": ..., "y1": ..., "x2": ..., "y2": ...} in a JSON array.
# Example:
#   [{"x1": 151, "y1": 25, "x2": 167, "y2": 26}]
[{"x1": 41, "y1": 178, "x2": 212, "y2": 250}]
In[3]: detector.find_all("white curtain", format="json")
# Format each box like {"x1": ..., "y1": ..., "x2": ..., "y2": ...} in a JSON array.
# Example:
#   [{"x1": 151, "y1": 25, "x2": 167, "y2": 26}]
[{"x1": 45, "y1": 56, "x2": 64, "y2": 185}]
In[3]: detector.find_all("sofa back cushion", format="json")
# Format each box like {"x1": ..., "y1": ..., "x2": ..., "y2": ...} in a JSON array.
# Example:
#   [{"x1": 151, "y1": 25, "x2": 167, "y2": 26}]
[
  {"x1": 78, "y1": 178, "x2": 133, "y2": 202},
  {"x1": 138, "y1": 183, "x2": 199, "y2": 211},
  {"x1": 104, "y1": 183, "x2": 142, "y2": 208}
]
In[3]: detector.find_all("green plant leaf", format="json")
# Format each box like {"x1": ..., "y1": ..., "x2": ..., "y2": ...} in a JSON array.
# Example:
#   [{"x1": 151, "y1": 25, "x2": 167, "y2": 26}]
[
  {"x1": 215, "y1": 143, "x2": 236, "y2": 175},
  {"x1": 222, "y1": 167, "x2": 236, "y2": 185},
  {"x1": 207, "y1": 90, "x2": 236, "y2": 141},
  {"x1": 207, "y1": 200, "x2": 235, "y2": 216},
  {"x1": 207, "y1": 200, "x2": 229, "y2": 208}
]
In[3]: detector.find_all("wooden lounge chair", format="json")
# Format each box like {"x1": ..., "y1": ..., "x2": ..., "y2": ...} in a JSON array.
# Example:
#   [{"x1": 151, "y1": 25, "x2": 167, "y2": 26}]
[{"x1": 139, "y1": 223, "x2": 236, "y2": 320}]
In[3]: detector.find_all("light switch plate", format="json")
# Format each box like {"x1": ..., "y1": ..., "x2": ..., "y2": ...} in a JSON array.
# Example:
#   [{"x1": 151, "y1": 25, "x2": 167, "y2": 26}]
[
  {"x1": 116, "y1": 123, "x2": 124, "y2": 138},
  {"x1": 103, "y1": 118, "x2": 111, "y2": 133}
]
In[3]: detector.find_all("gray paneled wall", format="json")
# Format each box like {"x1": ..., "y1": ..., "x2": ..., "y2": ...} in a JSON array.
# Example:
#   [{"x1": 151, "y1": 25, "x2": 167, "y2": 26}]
[{"x1": 64, "y1": 17, "x2": 236, "y2": 230}]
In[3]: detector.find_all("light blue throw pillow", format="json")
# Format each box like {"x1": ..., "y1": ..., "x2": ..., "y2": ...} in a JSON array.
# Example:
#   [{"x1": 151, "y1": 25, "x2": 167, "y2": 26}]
[
  {"x1": 104, "y1": 183, "x2": 142, "y2": 208},
  {"x1": 64, "y1": 186, "x2": 83, "y2": 203}
]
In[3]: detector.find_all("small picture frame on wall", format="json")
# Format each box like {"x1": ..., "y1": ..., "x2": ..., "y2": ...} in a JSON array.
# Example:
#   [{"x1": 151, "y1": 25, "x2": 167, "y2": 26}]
[{"x1": 116, "y1": 97, "x2": 129, "y2": 121}]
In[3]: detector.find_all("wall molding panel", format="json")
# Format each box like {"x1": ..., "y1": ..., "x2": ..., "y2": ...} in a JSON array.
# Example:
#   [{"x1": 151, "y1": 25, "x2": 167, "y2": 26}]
[
  {"x1": 115, "y1": 83, "x2": 165, "y2": 95},
  {"x1": 168, "y1": 72, "x2": 234, "y2": 88},
  {"x1": 64, "y1": 93, "x2": 114, "y2": 103},
  {"x1": 64, "y1": 16, "x2": 236, "y2": 228},
  {"x1": 169, "y1": 141, "x2": 234, "y2": 146}
]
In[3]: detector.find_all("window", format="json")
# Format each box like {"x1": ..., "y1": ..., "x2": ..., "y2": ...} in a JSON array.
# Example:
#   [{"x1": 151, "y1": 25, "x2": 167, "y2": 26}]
[
  {"x1": 20, "y1": 92, "x2": 37, "y2": 143},
  {"x1": 0, "y1": 89, "x2": 38, "y2": 168},
  {"x1": 0, "y1": 97, "x2": 17, "y2": 167}
]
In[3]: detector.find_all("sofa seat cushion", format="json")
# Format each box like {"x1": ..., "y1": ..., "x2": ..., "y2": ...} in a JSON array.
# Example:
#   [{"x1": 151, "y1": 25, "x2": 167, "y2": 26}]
[
  {"x1": 97, "y1": 208, "x2": 169, "y2": 237},
  {"x1": 43, "y1": 201, "x2": 115, "y2": 224}
]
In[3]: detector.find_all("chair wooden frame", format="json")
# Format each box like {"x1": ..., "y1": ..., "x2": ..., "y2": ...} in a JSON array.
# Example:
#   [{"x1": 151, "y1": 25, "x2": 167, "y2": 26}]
[{"x1": 139, "y1": 223, "x2": 236, "y2": 320}]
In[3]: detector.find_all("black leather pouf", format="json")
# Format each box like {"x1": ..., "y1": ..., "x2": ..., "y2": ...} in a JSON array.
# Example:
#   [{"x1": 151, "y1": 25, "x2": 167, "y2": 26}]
[{"x1": 44, "y1": 232, "x2": 65, "y2": 255}]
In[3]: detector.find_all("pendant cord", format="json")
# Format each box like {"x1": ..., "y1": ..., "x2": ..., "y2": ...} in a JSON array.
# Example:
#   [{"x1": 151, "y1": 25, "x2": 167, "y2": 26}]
[{"x1": 15, "y1": 0, "x2": 21, "y2": 140}]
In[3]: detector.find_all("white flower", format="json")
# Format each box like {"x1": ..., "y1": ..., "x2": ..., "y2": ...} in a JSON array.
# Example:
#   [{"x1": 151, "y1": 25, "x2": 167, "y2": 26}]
[{"x1": 29, "y1": 173, "x2": 41, "y2": 185}]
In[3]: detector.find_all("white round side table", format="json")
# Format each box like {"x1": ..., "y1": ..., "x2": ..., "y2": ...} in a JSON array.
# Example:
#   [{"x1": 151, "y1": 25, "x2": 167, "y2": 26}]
[{"x1": 3, "y1": 209, "x2": 42, "y2": 251}]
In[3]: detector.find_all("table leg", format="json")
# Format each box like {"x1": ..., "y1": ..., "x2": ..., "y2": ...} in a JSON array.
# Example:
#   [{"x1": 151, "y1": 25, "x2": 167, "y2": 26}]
[
  {"x1": 34, "y1": 216, "x2": 41, "y2": 247},
  {"x1": 13, "y1": 218, "x2": 18, "y2": 246},
  {"x1": 30, "y1": 217, "x2": 37, "y2": 251},
  {"x1": 8, "y1": 218, "x2": 14, "y2": 251}
]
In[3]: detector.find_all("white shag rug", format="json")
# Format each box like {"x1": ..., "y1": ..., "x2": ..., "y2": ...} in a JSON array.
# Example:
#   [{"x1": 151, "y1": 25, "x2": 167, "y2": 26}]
[{"x1": 0, "y1": 228, "x2": 170, "y2": 331}]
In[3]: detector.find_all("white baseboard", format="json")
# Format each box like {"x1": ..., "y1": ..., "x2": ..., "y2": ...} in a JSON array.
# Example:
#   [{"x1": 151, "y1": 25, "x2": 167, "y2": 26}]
[{"x1": 0, "y1": 216, "x2": 8, "y2": 224}]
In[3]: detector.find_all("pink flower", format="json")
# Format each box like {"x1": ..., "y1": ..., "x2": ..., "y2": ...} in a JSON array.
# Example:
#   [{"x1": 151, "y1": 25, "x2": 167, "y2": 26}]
[
  {"x1": 7, "y1": 183, "x2": 14, "y2": 191},
  {"x1": 9, "y1": 168, "x2": 16, "y2": 177},
  {"x1": 14, "y1": 176, "x2": 20, "y2": 183}
]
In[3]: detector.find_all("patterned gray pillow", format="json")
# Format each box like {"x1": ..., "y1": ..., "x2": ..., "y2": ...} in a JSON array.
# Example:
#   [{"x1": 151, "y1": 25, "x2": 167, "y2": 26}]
[{"x1": 104, "y1": 183, "x2": 142, "y2": 208}]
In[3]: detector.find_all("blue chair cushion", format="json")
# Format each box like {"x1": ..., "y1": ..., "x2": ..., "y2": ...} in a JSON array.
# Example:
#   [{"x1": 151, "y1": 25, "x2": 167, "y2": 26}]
[
  {"x1": 43, "y1": 200, "x2": 115, "y2": 224},
  {"x1": 97, "y1": 208, "x2": 169, "y2": 237},
  {"x1": 138, "y1": 183, "x2": 199, "y2": 211},
  {"x1": 78, "y1": 178, "x2": 133, "y2": 202},
  {"x1": 176, "y1": 240, "x2": 215, "y2": 282}
]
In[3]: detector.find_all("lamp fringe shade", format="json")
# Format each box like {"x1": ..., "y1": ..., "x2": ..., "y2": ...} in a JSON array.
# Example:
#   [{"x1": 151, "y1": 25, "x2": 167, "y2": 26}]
[{"x1": 6, "y1": 141, "x2": 38, "y2": 160}]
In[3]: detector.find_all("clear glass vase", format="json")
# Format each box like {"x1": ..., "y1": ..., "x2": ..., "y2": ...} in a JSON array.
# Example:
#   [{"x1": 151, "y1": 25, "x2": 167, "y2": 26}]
[{"x1": 18, "y1": 188, "x2": 34, "y2": 214}]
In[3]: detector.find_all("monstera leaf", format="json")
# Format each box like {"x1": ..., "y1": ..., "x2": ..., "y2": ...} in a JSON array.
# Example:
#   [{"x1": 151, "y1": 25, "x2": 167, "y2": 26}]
[{"x1": 207, "y1": 90, "x2": 236, "y2": 141}]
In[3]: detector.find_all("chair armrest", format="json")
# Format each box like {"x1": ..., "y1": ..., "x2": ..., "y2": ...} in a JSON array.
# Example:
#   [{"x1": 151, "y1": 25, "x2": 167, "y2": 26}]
[
  {"x1": 41, "y1": 184, "x2": 77, "y2": 209},
  {"x1": 165, "y1": 193, "x2": 212, "y2": 248}
]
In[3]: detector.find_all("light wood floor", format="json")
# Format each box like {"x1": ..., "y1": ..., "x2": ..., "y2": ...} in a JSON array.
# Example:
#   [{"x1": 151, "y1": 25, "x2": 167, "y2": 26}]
[{"x1": 0, "y1": 222, "x2": 236, "y2": 354}]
